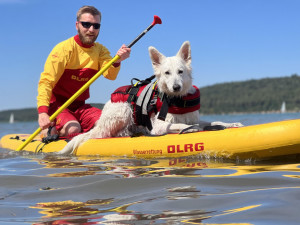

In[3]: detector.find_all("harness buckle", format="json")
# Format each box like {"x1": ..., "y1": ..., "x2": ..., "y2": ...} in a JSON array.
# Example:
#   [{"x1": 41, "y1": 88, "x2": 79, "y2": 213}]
[{"x1": 150, "y1": 99, "x2": 157, "y2": 105}]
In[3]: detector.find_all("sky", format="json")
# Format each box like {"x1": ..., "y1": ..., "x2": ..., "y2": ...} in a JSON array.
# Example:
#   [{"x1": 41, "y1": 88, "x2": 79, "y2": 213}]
[{"x1": 0, "y1": 0, "x2": 299, "y2": 111}]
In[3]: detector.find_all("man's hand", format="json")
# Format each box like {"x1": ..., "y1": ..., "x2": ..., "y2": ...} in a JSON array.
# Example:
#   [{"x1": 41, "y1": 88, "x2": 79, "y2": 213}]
[
  {"x1": 116, "y1": 44, "x2": 131, "y2": 63},
  {"x1": 38, "y1": 113, "x2": 54, "y2": 130}
]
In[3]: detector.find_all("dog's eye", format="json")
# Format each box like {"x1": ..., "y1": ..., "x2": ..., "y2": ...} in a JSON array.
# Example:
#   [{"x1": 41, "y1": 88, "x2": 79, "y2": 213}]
[
  {"x1": 165, "y1": 71, "x2": 170, "y2": 75},
  {"x1": 178, "y1": 70, "x2": 183, "y2": 74}
]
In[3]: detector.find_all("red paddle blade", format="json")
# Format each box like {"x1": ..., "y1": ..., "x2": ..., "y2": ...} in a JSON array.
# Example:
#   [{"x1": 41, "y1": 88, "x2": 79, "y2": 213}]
[{"x1": 152, "y1": 15, "x2": 162, "y2": 26}]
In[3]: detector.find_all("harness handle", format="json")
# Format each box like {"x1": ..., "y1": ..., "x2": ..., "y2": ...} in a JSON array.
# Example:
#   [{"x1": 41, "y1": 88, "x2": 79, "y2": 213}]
[
  {"x1": 130, "y1": 75, "x2": 156, "y2": 86},
  {"x1": 42, "y1": 126, "x2": 59, "y2": 144},
  {"x1": 131, "y1": 78, "x2": 141, "y2": 86}
]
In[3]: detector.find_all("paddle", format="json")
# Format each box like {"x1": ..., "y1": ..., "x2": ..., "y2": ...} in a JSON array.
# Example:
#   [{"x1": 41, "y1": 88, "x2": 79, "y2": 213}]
[{"x1": 17, "y1": 15, "x2": 162, "y2": 151}]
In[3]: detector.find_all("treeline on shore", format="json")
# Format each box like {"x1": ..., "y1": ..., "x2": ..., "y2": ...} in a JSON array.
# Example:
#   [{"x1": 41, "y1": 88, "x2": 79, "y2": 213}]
[
  {"x1": 1, "y1": 74, "x2": 299, "y2": 122},
  {"x1": 199, "y1": 74, "x2": 300, "y2": 114}
]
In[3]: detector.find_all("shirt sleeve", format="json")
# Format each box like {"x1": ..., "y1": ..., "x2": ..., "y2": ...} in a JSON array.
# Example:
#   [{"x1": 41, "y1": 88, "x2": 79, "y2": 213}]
[
  {"x1": 98, "y1": 44, "x2": 121, "y2": 80},
  {"x1": 37, "y1": 42, "x2": 70, "y2": 113}
]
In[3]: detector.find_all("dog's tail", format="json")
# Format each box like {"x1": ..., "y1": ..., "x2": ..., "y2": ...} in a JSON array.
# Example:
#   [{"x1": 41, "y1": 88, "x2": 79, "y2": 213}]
[{"x1": 57, "y1": 132, "x2": 91, "y2": 155}]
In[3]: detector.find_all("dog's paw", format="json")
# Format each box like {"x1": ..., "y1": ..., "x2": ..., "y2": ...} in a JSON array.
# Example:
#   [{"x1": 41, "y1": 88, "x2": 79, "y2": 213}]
[
  {"x1": 228, "y1": 122, "x2": 243, "y2": 127},
  {"x1": 211, "y1": 121, "x2": 243, "y2": 128}
]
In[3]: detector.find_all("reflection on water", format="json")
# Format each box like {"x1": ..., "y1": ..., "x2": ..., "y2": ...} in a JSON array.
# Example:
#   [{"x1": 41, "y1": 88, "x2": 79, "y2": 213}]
[
  {"x1": 31, "y1": 199, "x2": 258, "y2": 225},
  {"x1": 32, "y1": 154, "x2": 300, "y2": 179},
  {"x1": 0, "y1": 154, "x2": 290, "y2": 224},
  {"x1": 32, "y1": 155, "x2": 238, "y2": 178},
  {"x1": 1, "y1": 147, "x2": 300, "y2": 224},
  {"x1": 0, "y1": 153, "x2": 300, "y2": 224}
]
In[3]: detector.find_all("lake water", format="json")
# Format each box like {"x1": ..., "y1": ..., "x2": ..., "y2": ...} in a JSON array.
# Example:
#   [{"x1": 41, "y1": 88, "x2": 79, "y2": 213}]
[{"x1": 1, "y1": 113, "x2": 300, "y2": 225}]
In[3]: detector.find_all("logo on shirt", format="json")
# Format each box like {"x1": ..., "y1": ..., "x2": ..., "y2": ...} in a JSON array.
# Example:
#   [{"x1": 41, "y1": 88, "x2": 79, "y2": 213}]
[{"x1": 71, "y1": 75, "x2": 89, "y2": 82}]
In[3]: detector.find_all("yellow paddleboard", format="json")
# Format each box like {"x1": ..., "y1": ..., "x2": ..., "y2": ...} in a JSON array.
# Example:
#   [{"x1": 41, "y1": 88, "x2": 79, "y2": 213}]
[{"x1": 1, "y1": 119, "x2": 300, "y2": 160}]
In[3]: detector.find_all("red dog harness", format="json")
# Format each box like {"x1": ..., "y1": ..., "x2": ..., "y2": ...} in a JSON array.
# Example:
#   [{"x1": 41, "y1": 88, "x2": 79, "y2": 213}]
[{"x1": 111, "y1": 76, "x2": 200, "y2": 130}]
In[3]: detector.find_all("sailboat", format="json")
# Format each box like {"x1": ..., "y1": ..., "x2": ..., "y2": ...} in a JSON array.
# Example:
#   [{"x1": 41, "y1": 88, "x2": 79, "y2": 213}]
[
  {"x1": 280, "y1": 101, "x2": 286, "y2": 114},
  {"x1": 9, "y1": 113, "x2": 14, "y2": 124}
]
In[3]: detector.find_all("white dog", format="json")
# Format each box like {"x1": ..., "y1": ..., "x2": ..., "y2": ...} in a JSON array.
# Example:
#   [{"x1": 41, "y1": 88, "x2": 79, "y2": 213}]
[{"x1": 59, "y1": 41, "x2": 242, "y2": 154}]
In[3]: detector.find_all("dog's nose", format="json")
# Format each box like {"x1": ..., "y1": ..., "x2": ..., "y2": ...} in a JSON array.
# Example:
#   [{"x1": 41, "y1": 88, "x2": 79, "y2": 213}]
[{"x1": 173, "y1": 84, "x2": 181, "y2": 92}]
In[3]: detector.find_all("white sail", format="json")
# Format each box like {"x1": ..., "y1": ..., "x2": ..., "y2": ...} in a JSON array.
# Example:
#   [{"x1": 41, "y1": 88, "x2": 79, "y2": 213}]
[
  {"x1": 280, "y1": 101, "x2": 286, "y2": 113},
  {"x1": 9, "y1": 113, "x2": 14, "y2": 124}
]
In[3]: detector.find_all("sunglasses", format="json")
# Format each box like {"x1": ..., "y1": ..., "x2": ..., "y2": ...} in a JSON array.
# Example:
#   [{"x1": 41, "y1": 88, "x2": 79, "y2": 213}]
[{"x1": 79, "y1": 21, "x2": 101, "y2": 29}]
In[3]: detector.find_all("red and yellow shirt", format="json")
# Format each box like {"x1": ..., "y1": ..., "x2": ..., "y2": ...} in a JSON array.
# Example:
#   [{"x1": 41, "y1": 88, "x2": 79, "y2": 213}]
[{"x1": 37, "y1": 35, "x2": 121, "y2": 114}]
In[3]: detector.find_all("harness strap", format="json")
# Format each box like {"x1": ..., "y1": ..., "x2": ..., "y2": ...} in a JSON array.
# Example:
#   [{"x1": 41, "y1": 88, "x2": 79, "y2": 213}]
[
  {"x1": 136, "y1": 82, "x2": 153, "y2": 114},
  {"x1": 135, "y1": 82, "x2": 154, "y2": 130},
  {"x1": 127, "y1": 75, "x2": 156, "y2": 104},
  {"x1": 169, "y1": 96, "x2": 200, "y2": 108},
  {"x1": 148, "y1": 82, "x2": 159, "y2": 114},
  {"x1": 143, "y1": 83, "x2": 158, "y2": 115},
  {"x1": 157, "y1": 94, "x2": 169, "y2": 121},
  {"x1": 127, "y1": 85, "x2": 140, "y2": 103},
  {"x1": 157, "y1": 90, "x2": 200, "y2": 121}
]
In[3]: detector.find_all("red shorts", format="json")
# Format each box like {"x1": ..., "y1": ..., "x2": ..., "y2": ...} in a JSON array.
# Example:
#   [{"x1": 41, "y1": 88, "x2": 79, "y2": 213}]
[{"x1": 49, "y1": 104, "x2": 102, "y2": 133}]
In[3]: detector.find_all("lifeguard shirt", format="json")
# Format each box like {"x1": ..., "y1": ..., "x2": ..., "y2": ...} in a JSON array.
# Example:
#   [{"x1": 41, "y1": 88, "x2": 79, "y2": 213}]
[{"x1": 37, "y1": 35, "x2": 121, "y2": 114}]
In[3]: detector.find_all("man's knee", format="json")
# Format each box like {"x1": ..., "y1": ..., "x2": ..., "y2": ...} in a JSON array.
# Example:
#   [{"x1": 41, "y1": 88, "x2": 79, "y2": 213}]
[{"x1": 60, "y1": 121, "x2": 81, "y2": 136}]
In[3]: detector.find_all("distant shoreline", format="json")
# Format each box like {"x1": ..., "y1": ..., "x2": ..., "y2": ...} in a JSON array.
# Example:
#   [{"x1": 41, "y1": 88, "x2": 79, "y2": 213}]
[
  {"x1": 1, "y1": 107, "x2": 299, "y2": 123},
  {"x1": 200, "y1": 110, "x2": 300, "y2": 116}
]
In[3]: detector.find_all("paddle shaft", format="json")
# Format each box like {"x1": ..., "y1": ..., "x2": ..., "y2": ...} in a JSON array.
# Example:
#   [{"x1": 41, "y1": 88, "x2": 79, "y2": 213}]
[
  {"x1": 17, "y1": 15, "x2": 162, "y2": 151},
  {"x1": 127, "y1": 24, "x2": 155, "y2": 48},
  {"x1": 127, "y1": 15, "x2": 161, "y2": 48}
]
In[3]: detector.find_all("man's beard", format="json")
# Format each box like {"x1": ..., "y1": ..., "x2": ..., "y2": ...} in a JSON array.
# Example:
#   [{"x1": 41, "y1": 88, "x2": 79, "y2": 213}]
[{"x1": 78, "y1": 28, "x2": 98, "y2": 45}]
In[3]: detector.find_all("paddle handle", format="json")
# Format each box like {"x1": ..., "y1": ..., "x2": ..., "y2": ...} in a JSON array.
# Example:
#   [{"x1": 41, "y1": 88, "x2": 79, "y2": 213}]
[{"x1": 16, "y1": 55, "x2": 120, "y2": 151}]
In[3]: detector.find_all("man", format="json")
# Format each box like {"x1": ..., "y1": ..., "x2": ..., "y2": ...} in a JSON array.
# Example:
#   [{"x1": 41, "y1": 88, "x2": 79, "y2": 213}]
[{"x1": 37, "y1": 6, "x2": 131, "y2": 138}]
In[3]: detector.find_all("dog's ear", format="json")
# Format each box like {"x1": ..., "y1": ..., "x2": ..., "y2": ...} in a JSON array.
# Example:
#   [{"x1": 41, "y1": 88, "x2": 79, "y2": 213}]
[
  {"x1": 149, "y1": 46, "x2": 166, "y2": 67},
  {"x1": 177, "y1": 41, "x2": 191, "y2": 65}
]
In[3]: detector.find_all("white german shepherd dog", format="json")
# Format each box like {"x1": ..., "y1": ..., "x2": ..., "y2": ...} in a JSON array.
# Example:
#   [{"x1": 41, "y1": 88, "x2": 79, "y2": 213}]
[{"x1": 59, "y1": 41, "x2": 242, "y2": 154}]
